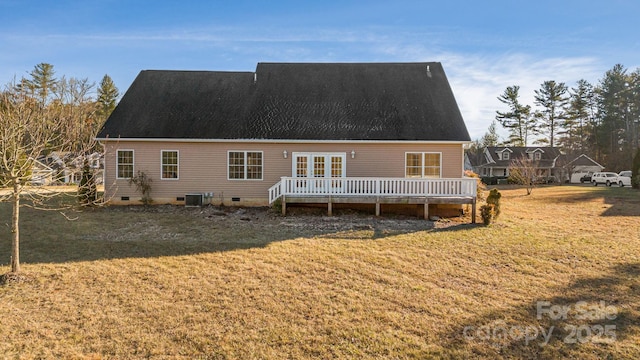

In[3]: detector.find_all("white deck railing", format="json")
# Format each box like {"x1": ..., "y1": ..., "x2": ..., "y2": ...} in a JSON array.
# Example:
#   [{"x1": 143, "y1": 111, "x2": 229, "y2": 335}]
[{"x1": 268, "y1": 177, "x2": 477, "y2": 204}]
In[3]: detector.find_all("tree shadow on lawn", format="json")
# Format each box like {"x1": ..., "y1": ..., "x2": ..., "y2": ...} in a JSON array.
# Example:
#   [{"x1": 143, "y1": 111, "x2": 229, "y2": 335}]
[
  {"x1": 527, "y1": 186, "x2": 640, "y2": 217},
  {"x1": 443, "y1": 262, "x2": 640, "y2": 358},
  {"x1": 0, "y1": 203, "x2": 445, "y2": 265}
]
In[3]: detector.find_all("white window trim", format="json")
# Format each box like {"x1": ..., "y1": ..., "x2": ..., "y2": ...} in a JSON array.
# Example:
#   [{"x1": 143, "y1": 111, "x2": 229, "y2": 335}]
[
  {"x1": 160, "y1": 150, "x2": 180, "y2": 180},
  {"x1": 404, "y1": 152, "x2": 442, "y2": 178},
  {"x1": 227, "y1": 150, "x2": 264, "y2": 181},
  {"x1": 116, "y1": 149, "x2": 134, "y2": 179}
]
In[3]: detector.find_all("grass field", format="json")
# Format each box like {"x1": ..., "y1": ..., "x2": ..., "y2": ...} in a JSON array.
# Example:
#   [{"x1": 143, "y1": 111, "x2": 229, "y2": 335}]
[{"x1": 1, "y1": 185, "x2": 639, "y2": 359}]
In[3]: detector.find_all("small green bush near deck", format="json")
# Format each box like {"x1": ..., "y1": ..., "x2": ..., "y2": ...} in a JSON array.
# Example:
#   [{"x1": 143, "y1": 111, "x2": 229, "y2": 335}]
[{"x1": 480, "y1": 204, "x2": 495, "y2": 225}]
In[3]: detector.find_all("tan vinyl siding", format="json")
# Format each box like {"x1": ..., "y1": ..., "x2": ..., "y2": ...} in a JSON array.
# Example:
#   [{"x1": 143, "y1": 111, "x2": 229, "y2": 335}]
[{"x1": 103, "y1": 141, "x2": 465, "y2": 205}]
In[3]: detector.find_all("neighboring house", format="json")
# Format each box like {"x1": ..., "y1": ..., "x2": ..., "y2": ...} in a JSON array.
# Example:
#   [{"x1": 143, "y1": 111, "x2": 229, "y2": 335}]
[
  {"x1": 464, "y1": 150, "x2": 483, "y2": 173},
  {"x1": 40, "y1": 152, "x2": 105, "y2": 185},
  {"x1": 96, "y1": 62, "x2": 476, "y2": 219},
  {"x1": 562, "y1": 154, "x2": 604, "y2": 183},
  {"x1": 469, "y1": 147, "x2": 564, "y2": 184},
  {"x1": 468, "y1": 146, "x2": 604, "y2": 184},
  {"x1": 67, "y1": 152, "x2": 105, "y2": 185},
  {"x1": 29, "y1": 158, "x2": 55, "y2": 186}
]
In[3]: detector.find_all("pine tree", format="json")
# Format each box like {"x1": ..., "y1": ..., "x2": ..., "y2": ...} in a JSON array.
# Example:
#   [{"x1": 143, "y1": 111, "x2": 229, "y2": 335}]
[
  {"x1": 97, "y1": 74, "x2": 119, "y2": 122},
  {"x1": 596, "y1": 64, "x2": 631, "y2": 170},
  {"x1": 482, "y1": 120, "x2": 500, "y2": 147},
  {"x1": 495, "y1": 86, "x2": 535, "y2": 146},
  {"x1": 23, "y1": 63, "x2": 57, "y2": 103},
  {"x1": 565, "y1": 79, "x2": 596, "y2": 154},
  {"x1": 627, "y1": 69, "x2": 640, "y2": 157},
  {"x1": 534, "y1": 80, "x2": 569, "y2": 148},
  {"x1": 467, "y1": 121, "x2": 501, "y2": 156}
]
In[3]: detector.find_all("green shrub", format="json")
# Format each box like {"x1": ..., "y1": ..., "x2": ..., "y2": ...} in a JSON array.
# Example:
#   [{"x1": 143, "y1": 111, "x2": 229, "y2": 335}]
[
  {"x1": 78, "y1": 160, "x2": 97, "y2": 206},
  {"x1": 480, "y1": 204, "x2": 495, "y2": 225},
  {"x1": 271, "y1": 198, "x2": 282, "y2": 214},
  {"x1": 486, "y1": 188, "x2": 502, "y2": 219}
]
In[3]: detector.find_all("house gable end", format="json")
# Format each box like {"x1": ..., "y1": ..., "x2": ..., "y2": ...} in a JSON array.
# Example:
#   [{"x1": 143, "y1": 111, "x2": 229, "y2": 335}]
[{"x1": 566, "y1": 154, "x2": 605, "y2": 168}]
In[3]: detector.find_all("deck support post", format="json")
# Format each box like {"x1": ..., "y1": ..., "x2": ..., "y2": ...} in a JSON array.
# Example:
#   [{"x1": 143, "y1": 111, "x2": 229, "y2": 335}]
[
  {"x1": 328, "y1": 196, "x2": 332, "y2": 216},
  {"x1": 423, "y1": 200, "x2": 429, "y2": 220},
  {"x1": 375, "y1": 197, "x2": 380, "y2": 216},
  {"x1": 471, "y1": 197, "x2": 476, "y2": 224},
  {"x1": 281, "y1": 195, "x2": 287, "y2": 216}
]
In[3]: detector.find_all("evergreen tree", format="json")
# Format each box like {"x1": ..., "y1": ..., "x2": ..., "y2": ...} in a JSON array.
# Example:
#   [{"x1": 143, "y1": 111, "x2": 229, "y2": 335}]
[
  {"x1": 495, "y1": 86, "x2": 535, "y2": 146},
  {"x1": 627, "y1": 69, "x2": 640, "y2": 157},
  {"x1": 482, "y1": 120, "x2": 500, "y2": 147},
  {"x1": 467, "y1": 121, "x2": 501, "y2": 155},
  {"x1": 78, "y1": 159, "x2": 97, "y2": 206},
  {"x1": 533, "y1": 80, "x2": 569, "y2": 148},
  {"x1": 596, "y1": 64, "x2": 632, "y2": 170},
  {"x1": 23, "y1": 63, "x2": 57, "y2": 104},
  {"x1": 565, "y1": 79, "x2": 596, "y2": 154},
  {"x1": 97, "y1": 74, "x2": 119, "y2": 121}
]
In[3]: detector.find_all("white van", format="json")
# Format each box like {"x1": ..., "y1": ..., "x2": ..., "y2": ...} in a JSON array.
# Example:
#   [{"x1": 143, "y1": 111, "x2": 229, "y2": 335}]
[{"x1": 618, "y1": 171, "x2": 632, "y2": 187}]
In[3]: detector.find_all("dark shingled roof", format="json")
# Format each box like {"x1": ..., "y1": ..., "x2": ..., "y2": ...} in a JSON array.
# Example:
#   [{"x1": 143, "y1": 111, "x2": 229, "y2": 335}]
[
  {"x1": 481, "y1": 147, "x2": 563, "y2": 168},
  {"x1": 97, "y1": 62, "x2": 470, "y2": 141},
  {"x1": 564, "y1": 154, "x2": 603, "y2": 167}
]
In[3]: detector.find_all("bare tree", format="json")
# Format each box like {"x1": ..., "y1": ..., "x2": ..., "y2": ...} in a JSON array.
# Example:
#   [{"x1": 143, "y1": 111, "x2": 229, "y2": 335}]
[
  {"x1": 508, "y1": 155, "x2": 539, "y2": 195},
  {"x1": 0, "y1": 76, "x2": 97, "y2": 275}
]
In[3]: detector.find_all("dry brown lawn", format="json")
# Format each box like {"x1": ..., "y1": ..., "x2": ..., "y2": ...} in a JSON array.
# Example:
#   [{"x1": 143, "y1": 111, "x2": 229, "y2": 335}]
[{"x1": 1, "y1": 185, "x2": 639, "y2": 359}]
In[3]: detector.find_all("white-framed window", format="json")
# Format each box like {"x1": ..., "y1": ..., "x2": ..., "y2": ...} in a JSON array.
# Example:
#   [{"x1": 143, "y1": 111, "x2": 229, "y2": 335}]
[
  {"x1": 503, "y1": 152, "x2": 510, "y2": 160},
  {"x1": 405, "y1": 152, "x2": 441, "y2": 178},
  {"x1": 228, "y1": 151, "x2": 263, "y2": 180},
  {"x1": 161, "y1": 150, "x2": 179, "y2": 180},
  {"x1": 116, "y1": 149, "x2": 134, "y2": 179},
  {"x1": 534, "y1": 152, "x2": 541, "y2": 160}
]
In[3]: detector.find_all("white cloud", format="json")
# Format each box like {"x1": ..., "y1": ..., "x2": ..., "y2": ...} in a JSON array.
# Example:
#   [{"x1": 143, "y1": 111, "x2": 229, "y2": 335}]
[
  {"x1": 439, "y1": 53, "x2": 604, "y2": 140},
  {"x1": 0, "y1": 25, "x2": 612, "y2": 144},
  {"x1": 373, "y1": 43, "x2": 606, "y2": 140}
]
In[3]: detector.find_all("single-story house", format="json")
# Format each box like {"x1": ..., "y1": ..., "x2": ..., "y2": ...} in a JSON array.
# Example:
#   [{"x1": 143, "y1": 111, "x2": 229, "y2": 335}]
[
  {"x1": 469, "y1": 146, "x2": 564, "y2": 184},
  {"x1": 96, "y1": 62, "x2": 476, "y2": 219}
]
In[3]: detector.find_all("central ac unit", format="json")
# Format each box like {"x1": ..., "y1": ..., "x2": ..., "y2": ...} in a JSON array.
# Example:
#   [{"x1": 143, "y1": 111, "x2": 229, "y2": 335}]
[{"x1": 185, "y1": 193, "x2": 204, "y2": 207}]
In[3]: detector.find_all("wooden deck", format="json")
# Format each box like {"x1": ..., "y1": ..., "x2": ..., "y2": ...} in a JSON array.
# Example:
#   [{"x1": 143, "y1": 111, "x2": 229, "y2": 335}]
[{"x1": 268, "y1": 177, "x2": 477, "y2": 222}]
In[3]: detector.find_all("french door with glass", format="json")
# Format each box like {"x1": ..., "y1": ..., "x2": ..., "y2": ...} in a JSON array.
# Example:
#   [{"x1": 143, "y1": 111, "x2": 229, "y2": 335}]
[{"x1": 292, "y1": 153, "x2": 346, "y2": 193}]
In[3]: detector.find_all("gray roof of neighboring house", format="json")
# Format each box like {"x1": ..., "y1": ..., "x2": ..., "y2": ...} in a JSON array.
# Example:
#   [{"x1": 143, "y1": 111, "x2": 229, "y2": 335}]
[
  {"x1": 97, "y1": 62, "x2": 470, "y2": 142},
  {"x1": 465, "y1": 151, "x2": 485, "y2": 169},
  {"x1": 564, "y1": 154, "x2": 604, "y2": 168},
  {"x1": 477, "y1": 147, "x2": 563, "y2": 168}
]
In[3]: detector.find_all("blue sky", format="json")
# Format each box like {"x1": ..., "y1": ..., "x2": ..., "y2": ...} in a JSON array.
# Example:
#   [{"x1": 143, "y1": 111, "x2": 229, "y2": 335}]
[{"x1": 1, "y1": 0, "x2": 639, "y2": 139}]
